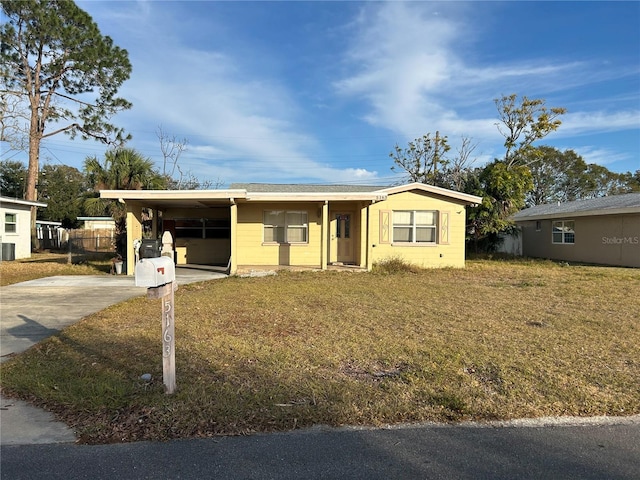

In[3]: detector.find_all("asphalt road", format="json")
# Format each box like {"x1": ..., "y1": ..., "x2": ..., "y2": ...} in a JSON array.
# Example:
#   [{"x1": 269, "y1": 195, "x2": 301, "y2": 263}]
[{"x1": 1, "y1": 419, "x2": 639, "y2": 480}]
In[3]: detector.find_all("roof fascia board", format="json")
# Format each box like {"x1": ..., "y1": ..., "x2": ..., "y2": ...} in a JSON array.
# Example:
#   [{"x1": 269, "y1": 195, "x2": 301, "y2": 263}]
[
  {"x1": 377, "y1": 182, "x2": 482, "y2": 205},
  {"x1": 36, "y1": 220, "x2": 63, "y2": 225},
  {"x1": 0, "y1": 197, "x2": 47, "y2": 208},
  {"x1": 513, "y1": 207, "x2": 640, "y2": 221},
  {"x1": 100, "y1": 189, "x2": 247, "y2": 201}
]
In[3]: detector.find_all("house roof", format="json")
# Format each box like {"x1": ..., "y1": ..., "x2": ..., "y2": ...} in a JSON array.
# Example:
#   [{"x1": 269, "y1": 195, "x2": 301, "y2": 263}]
[
  {"x1": 512, "y1": 193, "x2": 640, "y2": 221},
  {"x1": 100, "y1": 182, "x2": 482, "y2": 208},
  {"x1": 0, "y1": 196, "x2": 47, "y2": 208}
]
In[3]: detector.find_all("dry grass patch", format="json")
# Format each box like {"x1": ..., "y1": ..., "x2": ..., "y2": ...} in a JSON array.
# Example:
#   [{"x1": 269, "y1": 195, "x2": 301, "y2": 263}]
[
  {"x1": 0, "y1": 253, "x2": 111, "y2": 286},
  {"x1": 1, "y1": 259, "x2": 639, "y2": 443}
]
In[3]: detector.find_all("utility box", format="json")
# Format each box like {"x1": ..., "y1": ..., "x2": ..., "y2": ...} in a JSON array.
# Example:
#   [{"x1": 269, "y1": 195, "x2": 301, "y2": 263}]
[{"x1": 135, "y1": 256, "x2": 175, "y2": 287}]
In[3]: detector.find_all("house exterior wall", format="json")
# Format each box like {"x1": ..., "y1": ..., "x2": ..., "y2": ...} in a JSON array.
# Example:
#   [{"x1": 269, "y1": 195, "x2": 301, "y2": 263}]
[
  {"x1": 0, "y1": 202, "x2": 33, "y2": 259},
  {"x1": 120, "y1": 188, "x2": 475, "y2": 274},
  {"x1": 163, "y1": 207, "x2": 231, "y2": 266},
  {"x1": 368, "y1": 190, "x2": 468, "y2": 268},
  {"x1": 236, "y1": 201, "x2": 324, "y2": 267},
  {"x1": 83, "y1": 219, "x2": 115, "y2": 230},
  {"x1": 519, "y1": 213, "x2": 640, "y2": 267},
  {"x1": 173, "y1": 238, "x2": 230, "y2": 265},
  {"x1": 126, "y1": 205, "x2": 144, "y2": 274}
]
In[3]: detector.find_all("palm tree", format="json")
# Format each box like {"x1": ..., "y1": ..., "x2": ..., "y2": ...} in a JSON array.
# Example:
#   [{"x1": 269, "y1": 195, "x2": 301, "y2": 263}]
[{"x1": 84, "y1": 148, "x2": 166, "y2": 257}]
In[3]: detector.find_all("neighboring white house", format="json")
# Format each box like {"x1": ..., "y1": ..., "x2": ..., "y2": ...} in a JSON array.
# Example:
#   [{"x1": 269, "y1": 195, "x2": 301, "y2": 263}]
[{"x1": 0, "y1": 196, "x2": 47, "y2": 260}]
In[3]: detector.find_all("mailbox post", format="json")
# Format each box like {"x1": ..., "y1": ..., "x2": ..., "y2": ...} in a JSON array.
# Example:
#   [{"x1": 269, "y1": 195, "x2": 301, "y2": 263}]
[{"x1": 135, "y1": 257, "x2": 177, "y2": 394}]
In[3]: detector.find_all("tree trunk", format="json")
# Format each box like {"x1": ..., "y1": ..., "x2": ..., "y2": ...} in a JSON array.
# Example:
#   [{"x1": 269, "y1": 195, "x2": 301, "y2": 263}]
[{"x1": 27, "y1": 106, "x2": 41, "y2": 251}]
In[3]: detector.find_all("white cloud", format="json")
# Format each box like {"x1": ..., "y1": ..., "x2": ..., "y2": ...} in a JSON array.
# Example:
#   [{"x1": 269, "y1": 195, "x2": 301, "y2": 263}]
[
  {"x1": 335, "y1": 2, "x2": 462, "y2": 135},
  {"x1": 77, "y1": 0, "x2": 381, "y2": 185},
  {"x1": 334, "y1": 1, "x2": 639, "y2": 164},
  {"x1": 572, "y1": 146, "x2": 633, "y2": 168},
  {"x1": 558, "y1": 111, "x2": 640, "y2": 136}
]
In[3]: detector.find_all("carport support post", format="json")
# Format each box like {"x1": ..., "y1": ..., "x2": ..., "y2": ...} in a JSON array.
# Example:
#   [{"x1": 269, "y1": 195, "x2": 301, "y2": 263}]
[{"x1": 147, "y1": 282, "x2": 178, "y2": 394}]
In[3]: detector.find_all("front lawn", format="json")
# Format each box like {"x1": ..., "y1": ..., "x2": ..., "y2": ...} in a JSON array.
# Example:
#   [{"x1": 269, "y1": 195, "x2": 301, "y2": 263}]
[
  {"x1": 0, "y1": 253, "x2": 111, "y2": 286},
  {"x1": 1, "y1": 259, "x2": 638, "y2": 443}
]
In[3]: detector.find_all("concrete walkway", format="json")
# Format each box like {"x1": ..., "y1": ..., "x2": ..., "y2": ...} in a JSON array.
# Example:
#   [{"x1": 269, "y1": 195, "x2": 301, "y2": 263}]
[{"x1": 0, "y1": 268, "x2": 226, "y2": 446}]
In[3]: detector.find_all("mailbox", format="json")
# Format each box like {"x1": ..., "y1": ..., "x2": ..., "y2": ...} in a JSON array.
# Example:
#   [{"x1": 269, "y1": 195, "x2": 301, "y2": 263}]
[{"x1": 135, "y1": 256, "x2": 175, "y2": 287}]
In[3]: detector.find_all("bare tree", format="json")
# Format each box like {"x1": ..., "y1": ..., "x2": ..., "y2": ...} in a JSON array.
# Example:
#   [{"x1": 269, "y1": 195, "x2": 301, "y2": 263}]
[
  {"x1": 390, "y1": 132, "x2": 450, "y2": 185},
  {"x1": 0, "y1": 92, "x2": 29, "y2": 153},
  {"x1": 446, "y1": 136, "x2": 478, "y2": 191},
  {"x1": 157, "y1": 125, "x2": 188, "y2": 180},
  {"x1": 157, "y1": 125, "x2": 222, "y2": 190}
]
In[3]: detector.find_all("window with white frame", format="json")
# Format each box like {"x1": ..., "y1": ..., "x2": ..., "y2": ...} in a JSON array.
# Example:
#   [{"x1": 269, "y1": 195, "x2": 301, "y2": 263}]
[
  {"x1": 552, "y1": 220, "x2": 575, "y2": 244},
  {"x1": 264, "y1": 211, "x2": 308, "y2": 243},
  {"x1": 392, "y1": 210, "x2": 437, "y2": 243},
  {"x1": 4, "y1": 213, "x2": 17, "y2": 233}
]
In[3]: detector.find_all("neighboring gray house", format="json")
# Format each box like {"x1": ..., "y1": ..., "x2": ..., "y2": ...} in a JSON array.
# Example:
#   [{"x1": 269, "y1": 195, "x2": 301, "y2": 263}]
[
  {"x1": 512, "y1": 193, "x2": 640, "y2": 268},
  {"x1": 0, "y1": 196, "x2": 47, "y2": 260}
]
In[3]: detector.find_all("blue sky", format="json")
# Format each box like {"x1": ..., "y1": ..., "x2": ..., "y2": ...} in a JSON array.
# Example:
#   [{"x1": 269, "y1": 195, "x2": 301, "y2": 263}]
[{"x1": 27, "y1": 1, "x2": 640, "y2": 186}]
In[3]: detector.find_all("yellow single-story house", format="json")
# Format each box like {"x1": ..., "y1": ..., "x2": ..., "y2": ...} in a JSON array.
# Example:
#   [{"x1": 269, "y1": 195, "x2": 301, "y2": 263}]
[{"x1": 100, "y1": 183, "x2": 482, "y2": 275}]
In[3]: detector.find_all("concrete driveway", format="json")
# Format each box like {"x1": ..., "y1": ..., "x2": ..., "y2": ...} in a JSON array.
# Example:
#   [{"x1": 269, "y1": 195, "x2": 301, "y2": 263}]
[
  {"x1": 0, "y1": 268, "x2": 226, "y2": 445},
  {"x1": 0, "y1": 268, "x2": 226, "y2": 361}
]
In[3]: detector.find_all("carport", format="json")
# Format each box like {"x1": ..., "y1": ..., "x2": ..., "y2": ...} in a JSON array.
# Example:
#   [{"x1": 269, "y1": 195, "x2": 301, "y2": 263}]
[
  {"x1": 100, "y1": 189, "x2": 247, "y2": 276},
  {"x1": 100, "y1": 186, "x2": 385, "y2": 276}
]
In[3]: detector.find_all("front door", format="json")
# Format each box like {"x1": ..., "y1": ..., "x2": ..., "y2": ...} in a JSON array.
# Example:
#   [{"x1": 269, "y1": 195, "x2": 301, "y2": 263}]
[{"x1": 335, "y1": 212, "x2": 354, "y2": 264}]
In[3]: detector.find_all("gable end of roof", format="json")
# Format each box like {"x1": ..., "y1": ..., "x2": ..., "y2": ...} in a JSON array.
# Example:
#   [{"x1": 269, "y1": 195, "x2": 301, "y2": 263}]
[{"x1": 377, "y1": 182, "x2": 483, "y2": 205}]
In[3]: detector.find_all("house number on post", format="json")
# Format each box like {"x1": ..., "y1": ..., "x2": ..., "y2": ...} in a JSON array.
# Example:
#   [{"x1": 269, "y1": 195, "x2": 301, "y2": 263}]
[
  {"x1": 142, "y1": 280, "x2": 177, "y2": 394},
  {"x1": 135, "y1": 256, "x2": 177, "y2": 394},
  {"x1": 159, "y1": 286, "x2": 176, "y2": 393},
  {"x1": 141, "y1": 280, "x2": 177, "y2": 394},
  {"x1": 163, "y1": 297, "x2": 174, "y2": 357}
]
